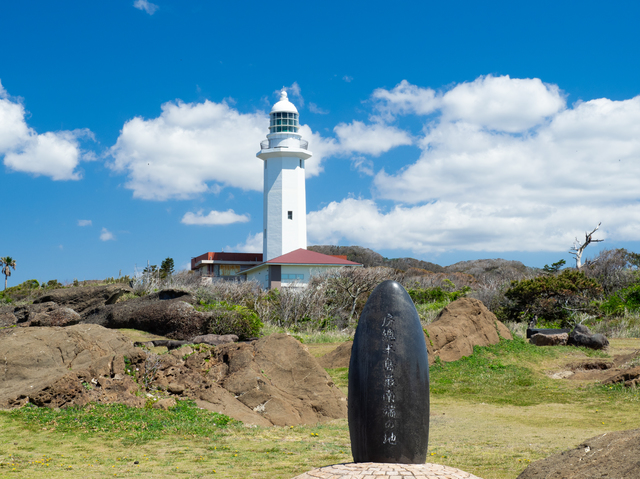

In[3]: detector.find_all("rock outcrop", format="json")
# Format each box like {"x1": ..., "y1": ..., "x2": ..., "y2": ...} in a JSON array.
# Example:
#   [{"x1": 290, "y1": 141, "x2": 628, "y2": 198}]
[
  {"x1": 0, "y1": 324, "x2": 143, "y2": 409},
  {"x1": 33, "y1": 283, "x2": 132, "y2": 315},
  {"x1": 517, "y1": 428, "x2": 640, "y2": 478},
  {"x1": 0, "y1": 327, "x2": 347, "y2": 427},
  {"x1": 568, "y1": 324, "x2": 609, "y2": 350},
  {"x1": 425, "y1": 297, "x2": 513, "y2": 364}
]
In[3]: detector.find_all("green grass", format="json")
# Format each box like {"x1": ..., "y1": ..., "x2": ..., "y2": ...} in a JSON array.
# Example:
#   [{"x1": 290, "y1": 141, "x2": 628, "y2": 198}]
[
  {"x1": 7, "y1": 400, "x2": 236, "y2": 446},
  {"x1": 260, "y1": 323, "x2": 354, "y2": 343},
  {"x1": 429, "y1": 337, "x2": 636, "y2": 406}
]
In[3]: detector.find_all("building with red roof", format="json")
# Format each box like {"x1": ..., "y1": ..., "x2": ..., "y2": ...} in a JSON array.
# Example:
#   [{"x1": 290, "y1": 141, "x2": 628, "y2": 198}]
[{"x1": 241, "y1": 248, "x2": 361, "y2": 289}]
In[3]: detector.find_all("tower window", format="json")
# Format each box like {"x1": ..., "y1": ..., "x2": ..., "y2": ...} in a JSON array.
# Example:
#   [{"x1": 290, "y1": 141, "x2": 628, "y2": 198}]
[{"x1": 288, "y1": 211, "x2": 293, "y2": 220}]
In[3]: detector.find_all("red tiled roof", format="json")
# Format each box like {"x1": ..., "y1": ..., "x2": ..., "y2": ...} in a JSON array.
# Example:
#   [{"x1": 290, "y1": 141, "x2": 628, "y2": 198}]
[{"x1": 266, "y1": 248, "x2": 360, "y2": 265}]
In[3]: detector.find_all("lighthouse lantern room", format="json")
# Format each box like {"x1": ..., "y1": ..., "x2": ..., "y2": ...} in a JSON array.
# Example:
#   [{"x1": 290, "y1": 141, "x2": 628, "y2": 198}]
[{"x1": 258, "y1": 91, "x2": 313, "y2": 261}]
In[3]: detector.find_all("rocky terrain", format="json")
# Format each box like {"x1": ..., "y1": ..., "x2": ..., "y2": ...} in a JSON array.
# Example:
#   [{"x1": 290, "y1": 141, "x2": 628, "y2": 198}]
[
  {"x1": 0, "y1": 325, "x2": 346, "y2": 427},
  {"x1": 517, "y1": 428, "x2": 640, "y2": 478}
]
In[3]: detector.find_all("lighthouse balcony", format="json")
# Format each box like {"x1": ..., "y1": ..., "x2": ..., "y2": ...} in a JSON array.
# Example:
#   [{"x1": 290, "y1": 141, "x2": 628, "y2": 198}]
[{"x1": 261, "y1": 139, "x2": 308, "y2": 150}]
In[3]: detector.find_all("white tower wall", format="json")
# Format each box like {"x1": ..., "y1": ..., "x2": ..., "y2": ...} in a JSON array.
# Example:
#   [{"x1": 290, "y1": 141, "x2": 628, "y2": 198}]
[{"x1": 258, "y1": 92, "x2": 312, "y2": 261}]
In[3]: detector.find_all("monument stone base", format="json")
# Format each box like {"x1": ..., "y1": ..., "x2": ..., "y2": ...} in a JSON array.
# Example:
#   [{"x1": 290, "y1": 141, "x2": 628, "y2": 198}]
[{"x1": 292, "y1": 462, "x2": 483, "y2": 478}]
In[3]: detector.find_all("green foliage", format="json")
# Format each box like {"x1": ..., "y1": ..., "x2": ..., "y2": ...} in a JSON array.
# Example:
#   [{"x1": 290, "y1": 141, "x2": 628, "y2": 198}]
[
  {"x1": 0, "y1": 278, "x2": 40, "y2": 302},
  {"x1": 8, "y1": 400, "x2": 236, "y2": 445},
  {"x1": 197, "y1": 301, "x2": 263, "y2": 340},
  {"x1": 407, "y1": 285, "x2": 471, "y2": 305},
  {"x1": 600, "y1": 283, "x2": 640, "y2": 316},
  {"x1": 543, "y1": 259, "x2": 566, "y2": 274},
  {"x1": 499, "y1": 270, "x2": 602, "y2": 326},
  {"x1": 160, "y1": 257, "x2": 175, "y2": 279},
  {"x1": 429, "y1": 337, "x2": 616, "y2": 406}
]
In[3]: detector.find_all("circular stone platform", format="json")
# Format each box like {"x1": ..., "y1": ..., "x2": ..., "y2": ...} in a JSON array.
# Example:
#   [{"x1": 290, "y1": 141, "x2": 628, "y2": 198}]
[{"x1": 292, "y1": 462, "x2": 483, "y2": 478}]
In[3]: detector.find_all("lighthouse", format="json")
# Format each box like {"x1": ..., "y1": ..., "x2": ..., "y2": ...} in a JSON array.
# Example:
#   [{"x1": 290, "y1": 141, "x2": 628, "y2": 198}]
[{"x1": 258, "y1": 91, "x2": 313, "y2": 261}]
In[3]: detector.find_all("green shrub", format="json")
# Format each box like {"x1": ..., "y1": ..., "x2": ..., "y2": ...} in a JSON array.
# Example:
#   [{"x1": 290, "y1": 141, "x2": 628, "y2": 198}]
[
  {"x1": 499, "y1": 270, "x2": 602, "y2": 327},
  {"x1": 407, "y1": 285, "x2": 471, "y2": 304},
  {"x1": 197, "y1": 301, "x2": 263, "y2": 340},
  {"x1": 600, "y1": 283, "x2": 640, "y2": 316}
]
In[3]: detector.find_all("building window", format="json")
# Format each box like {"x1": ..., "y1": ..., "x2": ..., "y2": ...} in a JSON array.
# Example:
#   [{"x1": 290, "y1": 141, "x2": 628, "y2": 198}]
[
  {"x1": 287, "y1": 211, "x2": 293, "y2": 220},
  {"x1": 281, "y1": 274, "x2": 304, "y2": 283}
]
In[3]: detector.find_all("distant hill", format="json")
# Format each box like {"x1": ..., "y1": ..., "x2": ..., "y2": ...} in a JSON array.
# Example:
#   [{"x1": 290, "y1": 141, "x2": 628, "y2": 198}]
[
  {"x1": 308, "y1": 245, "x2": 538, "y2": 282},
  {"x1": 307, "y1": 245, "x2": 444, "y2": 273}
]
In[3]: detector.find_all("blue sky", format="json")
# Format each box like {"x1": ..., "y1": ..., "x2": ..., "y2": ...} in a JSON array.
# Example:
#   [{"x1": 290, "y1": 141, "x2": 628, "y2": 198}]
[{"x1": 2, "y1": 1, "x2": 640, "y2": 285}]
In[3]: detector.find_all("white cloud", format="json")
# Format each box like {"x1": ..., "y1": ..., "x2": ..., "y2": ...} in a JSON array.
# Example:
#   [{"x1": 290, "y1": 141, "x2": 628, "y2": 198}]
[
  {"x1": 77, "y1": 219, "x2": 92, "y2": 227},
  {"x1": 350, "y1": 156, "x2": 374, "y2": 176},
  {"x1": 100, "y1": 228, "x2": 115, "y2": 241},
  {"x1": 372, "y1": 79, "x2": 438, "y2": 117},
  {"x1": 308, "y1": 103, "x2": 329, "y2": 115},
  {"x1": 343, "y1": 76, "x2": 353, "y2": 83},
  {"x1": 440, "y1": 75, "x2": 565, "y2": 132},
  {"x1": 181, "y1": 209, "x2": 250, "y2": 225},
  {"x1": 109, "y1": 99, "x2": 330, "y2": 200},
  {"x1": 133, "y1": 0, "x2": 158, "y2": 15},
  {"x1": 226, "y1": 232, "x2": 263, "y2": 253},
  {"x1": 333, "y1": 120, "x2": 412, "y2": 156},
  {"x1": 307, "y1": 77, "x2": 640, "y2": 254},
  {"x1": 0, "y1": 80, "x2": 94, "y2": 180}
]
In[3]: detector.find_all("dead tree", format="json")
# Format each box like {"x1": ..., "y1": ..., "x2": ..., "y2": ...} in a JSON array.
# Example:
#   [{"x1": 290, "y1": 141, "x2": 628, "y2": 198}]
[{"x1": 569, "y1": 223, "x2": 603, "y2": 270}]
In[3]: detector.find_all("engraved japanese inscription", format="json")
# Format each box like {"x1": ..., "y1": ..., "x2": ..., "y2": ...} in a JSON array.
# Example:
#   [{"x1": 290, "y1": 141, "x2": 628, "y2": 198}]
[{"x1": 348, "y1": 280, "x2": 430, "y2": 464}]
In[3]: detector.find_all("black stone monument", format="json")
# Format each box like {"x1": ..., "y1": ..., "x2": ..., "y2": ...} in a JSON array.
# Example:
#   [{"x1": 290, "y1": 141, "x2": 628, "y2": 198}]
[{"x1": 348, "y1": 280, "x2": 430, "y2": 464}]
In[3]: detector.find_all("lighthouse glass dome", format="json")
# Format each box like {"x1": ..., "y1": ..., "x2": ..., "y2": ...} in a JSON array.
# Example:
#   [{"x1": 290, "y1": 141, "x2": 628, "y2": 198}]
[{"x1": 270, "y1": 112, "x2": 299, "y2": 133}]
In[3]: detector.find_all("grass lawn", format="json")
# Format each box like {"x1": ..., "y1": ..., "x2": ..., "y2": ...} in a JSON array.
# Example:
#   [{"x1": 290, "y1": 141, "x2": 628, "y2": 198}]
[{"x1": 1, "y1": 337, "x2": 639, "y2": 478}]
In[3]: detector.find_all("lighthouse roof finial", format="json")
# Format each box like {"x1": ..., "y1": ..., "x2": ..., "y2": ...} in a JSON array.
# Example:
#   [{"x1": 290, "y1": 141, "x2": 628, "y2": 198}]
[{"x1": 271, "y1": 88, "x2": 299, "y2": 114}]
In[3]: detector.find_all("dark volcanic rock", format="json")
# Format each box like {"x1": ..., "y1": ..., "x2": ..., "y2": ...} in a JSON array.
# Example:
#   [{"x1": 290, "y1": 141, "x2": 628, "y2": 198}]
[
  {"x1": 33, "y1": 284, "x2": 132, "y2": 315},
  {"x1": 348, "y1": 280, "x2": 430, "y2": 464},
  {"x1": 106, "y1": 300, "x2": 207, "y2": 339},
  {"x1": 568, "y1": 325, "x2": 609, "y2": 350}
]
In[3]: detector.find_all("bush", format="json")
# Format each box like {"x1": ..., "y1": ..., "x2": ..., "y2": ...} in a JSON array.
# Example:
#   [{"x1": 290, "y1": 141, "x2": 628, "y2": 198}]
[
  {"x1": 197, "y1": 301, "x2": 263, "y2": 340},
  {"x1": 582, "y1": 248, "x2": 640, "y2": 295},
  {"x1": 407, "y1": 284, "x2": 471, "y2": 305},
  {"x1": 600, "y1": 284, "x2": 640, "y2": 316},
  {"x1": 499, "y1": 270, "x2": 602, "y2": 327}
]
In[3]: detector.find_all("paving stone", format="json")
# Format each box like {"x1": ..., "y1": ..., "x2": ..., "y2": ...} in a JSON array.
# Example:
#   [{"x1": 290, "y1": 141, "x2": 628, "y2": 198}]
[{"x1": 292, "y1": 463, "x2": 483, "y2": 479}]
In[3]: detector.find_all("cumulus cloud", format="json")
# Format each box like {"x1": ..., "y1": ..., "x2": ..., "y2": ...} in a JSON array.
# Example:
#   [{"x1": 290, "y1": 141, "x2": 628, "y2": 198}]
[
  {"x1": 181, "y1": 209, "x2": 250, "y2": 225},
  {"x1": 100, "y1": 228, "x2": 115, "y2": 241},
  {"x1": 109, "y1": 99, "x2": 331, "y2": 200},
  {"x1": 77, "y1": 219, "x2": 92, "y2": 227},
  {"x1": 226, "y1": 232, "x2": 263, "y2": 253},
  {"x1": 307, "y1": 76, "x2": 640, "y2": 254},
  {"x1": 343, "y1": 76, "x2": 353, "y2": 83},
  {"x1": 333, "y1": 121, "x2": 412, "y2": 156},
  {"x1": 133, "y1": 0, "x2": 158, "y2": 15},
  {"x1": 0, "y1": 80, "x2": 94, "y2": 180}
]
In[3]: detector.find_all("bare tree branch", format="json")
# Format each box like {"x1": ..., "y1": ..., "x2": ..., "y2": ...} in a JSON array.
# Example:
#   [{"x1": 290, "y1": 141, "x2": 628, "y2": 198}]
[{"x1": 569, "y1": 222, "x2": 604, "y2": 270}]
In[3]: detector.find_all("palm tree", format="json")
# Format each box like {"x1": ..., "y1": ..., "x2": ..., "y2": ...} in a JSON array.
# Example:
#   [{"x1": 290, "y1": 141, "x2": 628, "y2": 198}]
[{"x1": 1, "y1": 256, "x2": 16, "y2": 290}]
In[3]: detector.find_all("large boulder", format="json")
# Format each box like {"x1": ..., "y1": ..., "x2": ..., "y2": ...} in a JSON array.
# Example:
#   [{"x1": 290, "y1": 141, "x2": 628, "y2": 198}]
[
  {"x1": 105, "y1": 300, "x2": 207, "y2": 339},
  {"x1": 568, "y1": 324, "x2": 609, "y2": 350},
  {"x1": 517, "y1": 428, "x2": 640, "y2": 478},
  {"x1": 318, "y1": 341, "x2": 353, "y2": 369},
  {"x1": 0, "y1": 324, "x2": 143, "y2": 408},
  {"x1": 33, "y1": 283, "x2": 132, "y2": 315},
  {"x1": 211, "y1": 334, "x2": 347, "y2": 426},
  {"x1": 530, "y1": 333, "x2": 568, "y2": 346},
  {"x1": 425, "y1": 297, "x2": 512, "y2": 364}
]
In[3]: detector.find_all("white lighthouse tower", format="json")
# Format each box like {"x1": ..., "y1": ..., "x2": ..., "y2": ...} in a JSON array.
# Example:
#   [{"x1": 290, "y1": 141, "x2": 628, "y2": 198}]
[{"x1": 257, "y1": 91, "x2": 313, "y2": 261}]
